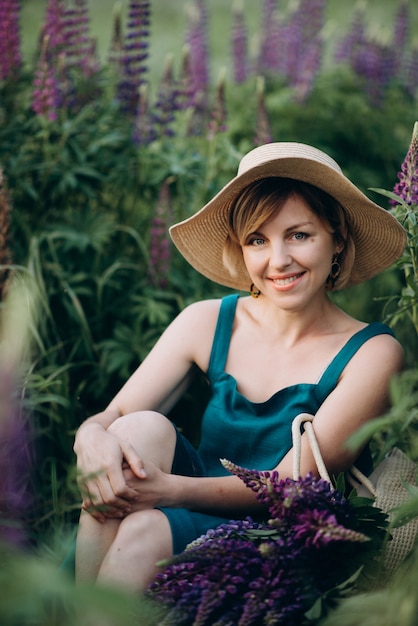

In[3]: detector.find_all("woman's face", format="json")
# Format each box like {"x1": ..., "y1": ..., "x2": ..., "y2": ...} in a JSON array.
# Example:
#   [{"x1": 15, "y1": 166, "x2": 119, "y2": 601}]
[{"x1": 241, "y1": 193, "x2": 341, "y2": 310}]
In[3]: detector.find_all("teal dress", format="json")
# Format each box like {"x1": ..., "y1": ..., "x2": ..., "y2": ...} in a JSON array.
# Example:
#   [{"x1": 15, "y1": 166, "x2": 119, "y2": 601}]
[{"x1": 163, "y1": 294, "x2": 394, "y2": 553}]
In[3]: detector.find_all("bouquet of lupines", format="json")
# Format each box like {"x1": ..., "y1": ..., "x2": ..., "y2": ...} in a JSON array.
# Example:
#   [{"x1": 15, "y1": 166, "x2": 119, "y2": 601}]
[{"x1": 147, "y1": 461, "x2": 388, "y2": 626}]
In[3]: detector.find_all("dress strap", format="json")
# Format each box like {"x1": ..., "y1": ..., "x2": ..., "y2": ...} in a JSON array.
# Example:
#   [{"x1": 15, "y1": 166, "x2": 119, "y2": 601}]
[
  {"x1": 316, "y1": 322, "x2": 395, "y2": 402},
  {"x1": 207, "y1": 294, "x2": 239, "y2": 378}
]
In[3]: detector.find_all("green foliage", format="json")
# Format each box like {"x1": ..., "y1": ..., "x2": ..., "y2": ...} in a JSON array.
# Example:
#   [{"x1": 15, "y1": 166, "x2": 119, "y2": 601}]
[{"x1": 0, "y1": 543, "x2": 163, "y2": 626}]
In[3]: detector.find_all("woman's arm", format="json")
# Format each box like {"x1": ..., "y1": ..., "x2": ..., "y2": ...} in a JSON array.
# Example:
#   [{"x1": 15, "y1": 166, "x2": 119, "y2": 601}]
[{"x1": 74, "y1": 299, "x2": 221, "y2": 518}]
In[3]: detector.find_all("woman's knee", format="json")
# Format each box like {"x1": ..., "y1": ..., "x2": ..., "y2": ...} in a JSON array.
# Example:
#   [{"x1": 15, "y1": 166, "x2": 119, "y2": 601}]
[
  {"x1": 116, "y1": 509, "x2": 173, "y2": 558},
  {"x1": 108, "y1": 410, "x2": 175, "y2": 440},
  {"x1": 108, "y1": 411, "x2": 176, "y2": 471}
]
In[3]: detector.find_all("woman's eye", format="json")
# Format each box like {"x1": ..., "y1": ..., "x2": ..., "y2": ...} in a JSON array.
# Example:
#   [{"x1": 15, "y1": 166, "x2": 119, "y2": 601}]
[
  {"x1": 292, "y1": 232, "x2": 308, "y2": 241},
  {"x1": 245, "y1": 236, "x2": 265, "y2": 246}
]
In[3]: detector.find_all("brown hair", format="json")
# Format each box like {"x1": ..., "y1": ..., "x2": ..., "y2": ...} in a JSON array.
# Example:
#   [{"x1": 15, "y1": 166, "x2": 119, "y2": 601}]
[{"x1": 223, "y1": 177, "x2": 355, "y2": 290}]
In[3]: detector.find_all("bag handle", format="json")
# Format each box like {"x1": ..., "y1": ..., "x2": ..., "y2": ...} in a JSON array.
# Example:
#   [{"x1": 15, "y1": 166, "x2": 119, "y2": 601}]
[
  {"x1": 292, "y1": 413, "x2": 378, "y2": 497},
  {"x1": 347, "y1": 465, "x2": 377, "y2": 497},
  {"x1": 292, "y1": 413, "x2": 331, "y2": 483}
]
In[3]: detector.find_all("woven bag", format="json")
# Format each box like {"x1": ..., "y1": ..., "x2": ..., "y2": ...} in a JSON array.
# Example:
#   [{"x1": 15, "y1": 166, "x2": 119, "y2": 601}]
[{"x1": 292, "y1": 413, "x2": 418, "y2": 576}]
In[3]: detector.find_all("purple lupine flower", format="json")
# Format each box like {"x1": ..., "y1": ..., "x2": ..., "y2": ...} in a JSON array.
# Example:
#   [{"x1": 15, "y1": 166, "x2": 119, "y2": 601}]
[
  {"x1": 147, "y1": 180, "x2": 173, "y2": 288},
  {"x1": 0, "y1": 170, "x2": 12, "y2": 300},
  {"x1": 281, "y1": 18, "x2": 302, "y2": 83},
  {"x1": 293, "y1": 39, "x2": 322, "y2": 102},
  {"x1": 32, "y1": 36, "x2": 61, "y2": 122},
  {"x1": 0, "y1": 0, "x2": 22, "y2": 82},
  {"x1": 185, "y1": 0, "x2": 210, "y2": 109},
  {"x1": 285, "y1": 0, "x2": 325, "y2": 99},
  {"x1": 258, "y1": 0, "x2": 279, "y2": 73},
  {"x1": 149, "y1": 526, "x2": 315, "y2": 626},
  {"x1": 62, "y1": 0, "x2": 99, "y2": 77},
  {"x1": 221, "y1": 460, "x2": 357, "y2": 539},
  {"x1": 231, "y1": 0, "x2": 248, "y2": 84},
  {"x1": 0, "y1": 282, "x2": 34, "y2": 550},
  {"x1": 392, "y1": 0, "x2": 409, "y2": 76},
  {"x1": 116, "y1": 0, "x2": 151, "y2": 116},
  {"x1": 391, "y1": 121, "x2": 418, "y2": 206},
  {"x1": 0, "y1": 400, "x2": 33, "y2": 549},
  {"x1": 354, "y1": 40, "x2": 393, "y2": 107},
  {"x1": 40, "y1": 0, "x2": 66, "y2": 57},
  {"x1": 176, "y1": 45, "x2": 194, "y2": 111},
  {"x1": 207, "y1": 70, "x2": 227, "y2": 140},
  {"x1": 152, "y1": 54, "x2": 179, "y2": 139},
  {"x1": 334, "y1": 5, "x2": 366, "y2": 64},
  {"x1": 254, "y1": 76, "x2": 273, "y2": 146},
  {"x1": 132, "y1": 83, "x2": 156, "y2": 145},
  {"x1": 403, "y1": 46, "x2": 418, "y2": 99},
  {"x1": 148, "y1": 465, "x2": 373, "y2": 625}
]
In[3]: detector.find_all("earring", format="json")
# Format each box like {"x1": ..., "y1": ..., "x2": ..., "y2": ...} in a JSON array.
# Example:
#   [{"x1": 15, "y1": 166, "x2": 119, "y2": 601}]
[
  {"x1": 330, "y1": 254, "x2": 341, "y2": 280},
  {"x1": 326, "y1": 254, "x2": 341, "y2": 290},
  {"x1": 250, "y1": 283, "x2": 261, "y2": 298}
]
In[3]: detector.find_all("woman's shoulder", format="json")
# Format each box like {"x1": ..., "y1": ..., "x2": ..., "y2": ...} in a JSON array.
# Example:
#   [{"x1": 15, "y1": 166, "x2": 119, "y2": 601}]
[
  {"x1": 344, "y1": 323, "x2": 404, "y2": 379},
  {"x1": 178, "y1": 297, "x2": 224, "y2": 323},
  {"x1": 173, "y1": 298, "x2": 226, "y2": 371}
]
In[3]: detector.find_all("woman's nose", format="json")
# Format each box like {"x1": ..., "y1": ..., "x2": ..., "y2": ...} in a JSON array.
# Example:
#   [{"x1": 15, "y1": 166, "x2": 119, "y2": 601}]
[{"x1": 268, "y1": 240, "x2": 292, "y2": 269}]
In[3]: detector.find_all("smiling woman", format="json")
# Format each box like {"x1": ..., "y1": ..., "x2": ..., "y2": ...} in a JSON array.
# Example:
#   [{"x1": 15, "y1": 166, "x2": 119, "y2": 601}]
[{"x1": 73, "y1": 140, "x2": 406, "y2": 594}]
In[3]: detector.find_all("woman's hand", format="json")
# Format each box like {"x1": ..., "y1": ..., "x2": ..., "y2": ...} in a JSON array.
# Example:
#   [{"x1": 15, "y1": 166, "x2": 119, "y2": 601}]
[
  {"x1": 122, "y1": 460, "x2": 176, "y2": 512},
  {"x1": 75, "y1": 423, "x2": 147, "y2": 522}
]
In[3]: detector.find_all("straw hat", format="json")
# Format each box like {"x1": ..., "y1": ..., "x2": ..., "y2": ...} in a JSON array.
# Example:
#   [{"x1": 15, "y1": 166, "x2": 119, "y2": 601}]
[{"x1": 169, "y1": 142, "x2": 406, "y2": 291}]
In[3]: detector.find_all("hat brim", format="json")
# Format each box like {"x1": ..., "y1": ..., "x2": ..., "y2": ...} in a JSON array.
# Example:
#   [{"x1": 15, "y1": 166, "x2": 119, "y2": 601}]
[{"x1": 169, "y1": 150, "x2": 407, "y2": 291}]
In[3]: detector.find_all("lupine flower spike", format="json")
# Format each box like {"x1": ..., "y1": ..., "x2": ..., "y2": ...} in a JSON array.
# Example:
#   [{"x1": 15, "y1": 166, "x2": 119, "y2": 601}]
[
  {"x1": 62, "y1": 0, "x2": 99, "y2": 77},
  {"x1": 0, "y1": 171, "x2": 11, "y2": 300},
  {"x1": 40, "y1": 0, "x2": 66, "y2": 57},
  {"x1": 0, "y1": 0, "x2": 22, "y2": 82},
  {"x1": 133, "y1": 83, "x2": 155, "y2": 145},
  {"x1": 147, "y1": 179, "x2": 173, "y2": 288},
  {"x1": 254, "y1": 76, "x2": 273, "y2": 146},
  {"x1": 152, "y1": 54, "x2": 179, "y2": 139},
  {"x1": 117, "y1": 0, "x2": 151, "y2": 116},
  {"x1": 231, "y1": 0, "x2": 248, "y2": 84},
  {"x1": 392, "y1": 121, "x2": 418, "y2": 207},
  {"x1": 258, "y1": 0, "x2": 279, "y2": 74},
  {"x1": 185, "y1": 0, "x2": 209, "y2": 112},
  {"x1": 207, "y1": 69, "x2": 227, "y2": 140},
  {"x1": 148, "y1": 461, "x2": 385, "y2": 625},
  {"x1": 32, "y1": 35, "x2": 61, "y2": 122},
  {"x1": 0, "y1": 281, "x2": 36, "y2": 549}
]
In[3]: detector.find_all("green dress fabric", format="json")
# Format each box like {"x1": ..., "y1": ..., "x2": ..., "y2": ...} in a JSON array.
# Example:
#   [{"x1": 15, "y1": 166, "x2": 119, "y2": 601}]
[{"x1": 161, "y1": 294, "x2": 395, "y2": 553}]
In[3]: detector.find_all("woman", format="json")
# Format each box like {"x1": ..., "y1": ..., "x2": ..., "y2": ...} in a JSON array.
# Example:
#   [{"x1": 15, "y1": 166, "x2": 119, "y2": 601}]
[{"x1": 74, "y1": 142, "x2": 406, "y2": 592}]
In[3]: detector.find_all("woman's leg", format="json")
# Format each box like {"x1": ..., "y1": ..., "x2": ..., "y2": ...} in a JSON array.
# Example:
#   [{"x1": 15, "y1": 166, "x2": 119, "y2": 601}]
[
  {"x1": 75, "y1": 511, "x2": 121, "y2": 581},
  {"x1": 75, "y1": 411, "x2": 177, "y2": 584},
  {"x1": 96, "y1": 508, "x2": 173, "y2": 592}
]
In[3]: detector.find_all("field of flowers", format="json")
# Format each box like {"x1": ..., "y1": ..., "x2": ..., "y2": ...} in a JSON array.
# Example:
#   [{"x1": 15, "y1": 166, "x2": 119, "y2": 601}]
[{"x1": 0, "y1": 0, "x2": 418, "y2": 624}]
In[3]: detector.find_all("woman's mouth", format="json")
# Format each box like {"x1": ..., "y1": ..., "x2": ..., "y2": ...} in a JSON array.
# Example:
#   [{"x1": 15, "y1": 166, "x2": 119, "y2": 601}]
[{"x1": 271, "y1": 272, "x2": 305, "y2": 286}]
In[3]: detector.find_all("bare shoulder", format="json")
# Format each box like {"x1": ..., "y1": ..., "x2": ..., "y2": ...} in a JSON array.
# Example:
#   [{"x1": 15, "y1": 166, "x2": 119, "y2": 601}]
[
  {"x1": 346, "y1": 330, "x2": 404, "y2": 379},
  {"x1": 176, "y1": 298, "x2": 222, "y2": 328},
  {"x1": 170, "y1": 298, "x2": 223, "y2": 370}
]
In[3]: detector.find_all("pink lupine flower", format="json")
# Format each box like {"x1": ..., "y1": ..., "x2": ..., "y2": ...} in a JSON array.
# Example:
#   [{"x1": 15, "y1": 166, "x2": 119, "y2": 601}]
[
  {"x1": 0, "y1": 0, "x2": 22, "y2": 81},
  {"x1": 148, "y1": 180, "x2": 173, "y2": 288},
  {"x1": 392, "y1": 121, "x2": 418, "y2": 206},
  {"x1": 32, "y1": 36, "x2": 61, "y2": 122}
]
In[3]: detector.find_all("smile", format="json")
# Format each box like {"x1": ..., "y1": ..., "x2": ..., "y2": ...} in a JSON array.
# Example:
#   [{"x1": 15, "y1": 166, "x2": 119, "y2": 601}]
[{"x1": 272, "y1": 273, "x2": 304, "y2": 286}]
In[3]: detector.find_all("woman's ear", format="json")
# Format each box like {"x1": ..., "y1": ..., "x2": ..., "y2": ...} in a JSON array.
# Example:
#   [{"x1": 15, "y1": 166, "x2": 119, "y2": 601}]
[{"x1": 334, "y1": 233, "x2": 345, "y2": 255}]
